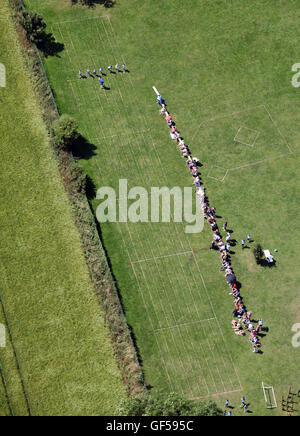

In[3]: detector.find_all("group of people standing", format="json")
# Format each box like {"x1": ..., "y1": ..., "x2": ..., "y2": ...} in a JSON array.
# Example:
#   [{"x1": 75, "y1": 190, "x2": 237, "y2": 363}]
[
  {"x1": 78, "y1": 63, "x2": 127, "y2": 88},
  {"x1": 156, "y1": 93, "x2": 264, "y2": 354}
]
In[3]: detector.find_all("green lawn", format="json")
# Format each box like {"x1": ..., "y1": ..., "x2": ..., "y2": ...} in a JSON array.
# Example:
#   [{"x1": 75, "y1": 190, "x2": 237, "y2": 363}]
[
  {"x1": 0, "y1": 0, "x2": 126, "y2": 416},
  {"x1": 24, "y1": 0, "x2": 300, "y2": 415}
]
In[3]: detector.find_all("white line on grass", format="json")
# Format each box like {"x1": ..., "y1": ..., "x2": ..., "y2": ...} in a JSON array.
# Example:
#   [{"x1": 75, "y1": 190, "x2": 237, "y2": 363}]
[
  {"x1": 90, "y1": 130, "x2": 150, "y2": 142},
  {"x1": 189, "y1": 388, "x2": 242, "y2": 401},
  {"x1": 51, "y1": 17, "x2": 106, "y2": 26},
  {"x1": 262, "y1": 105, "x2": 293, "y2": 154},
  {"x1": 154, "y1": 317, "x2": 216, "y2": 332},
  {"x1": 191, "y1": 104, "x2": 265, "y2": 141},
  {"x1": 130, "y1": 251, "x2": 194, "y2": 264}
]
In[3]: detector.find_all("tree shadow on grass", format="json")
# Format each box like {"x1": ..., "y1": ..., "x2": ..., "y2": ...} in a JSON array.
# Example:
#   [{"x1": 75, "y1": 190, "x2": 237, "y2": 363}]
[
  {"x1": 37, "y1": 32, "x2": 64, "y2": 58},
  {"x1": 258, "y1": 259, "x2": 277, "y2": 268},
  {"x1": 72, "y1": 135, "x2": 97, "y2": 160},
  {"x1": 85, "y1": 175, "x2": 97, "y2": 200}
]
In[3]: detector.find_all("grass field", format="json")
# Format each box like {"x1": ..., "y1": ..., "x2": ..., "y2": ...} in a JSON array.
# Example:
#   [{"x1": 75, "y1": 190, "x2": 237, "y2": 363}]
[
  {"x1": 0, "y1": 0, "x2": 126, "y2": 416},
  {"x1": 24, "y1": 0, "x2": 300, "y2": 415}
]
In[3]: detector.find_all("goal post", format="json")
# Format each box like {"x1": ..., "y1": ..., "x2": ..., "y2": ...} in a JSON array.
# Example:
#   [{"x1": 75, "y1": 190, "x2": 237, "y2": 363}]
[{"x1": 262, "y1": 382, "x2": 277, "y2": 409}]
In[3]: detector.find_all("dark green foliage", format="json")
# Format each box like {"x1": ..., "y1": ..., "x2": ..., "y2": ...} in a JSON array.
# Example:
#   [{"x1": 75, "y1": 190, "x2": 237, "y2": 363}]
[
  {"x1": 21, "y1": 11, "x2": 46, "y2": 42},
  {"x1": 117, "y1": 391, "x2": 222, "y2": 416},
  {"x1": 69, "y1": 161, "x2": 86, "y2": 193},
  {"x1": 71, "y1": 0, "x2": 115, "y2": 8},
  {"x1": 53, "y1": 114, "x2": 80, "y2": 151},
  {"x1": 253, "y1": 243, "x2": 264, "y2": 265}
]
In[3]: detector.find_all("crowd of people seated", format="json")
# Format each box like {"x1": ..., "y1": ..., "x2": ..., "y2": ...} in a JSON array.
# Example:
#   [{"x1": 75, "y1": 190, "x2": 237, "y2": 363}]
[{"x1": 156, "y1": 94, "x2": 264, "y2": 354}]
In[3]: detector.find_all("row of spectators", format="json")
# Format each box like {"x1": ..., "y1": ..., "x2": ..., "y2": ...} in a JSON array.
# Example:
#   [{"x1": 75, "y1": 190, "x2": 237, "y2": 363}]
[{"x1": 156, "y1": 93, "x2": 264, "y2": 353}]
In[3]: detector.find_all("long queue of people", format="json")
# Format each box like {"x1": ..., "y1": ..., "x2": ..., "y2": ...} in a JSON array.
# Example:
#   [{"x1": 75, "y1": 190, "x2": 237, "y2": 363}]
[{"x1": 156, "y1": 94, "x2": 264, "y2": 354}]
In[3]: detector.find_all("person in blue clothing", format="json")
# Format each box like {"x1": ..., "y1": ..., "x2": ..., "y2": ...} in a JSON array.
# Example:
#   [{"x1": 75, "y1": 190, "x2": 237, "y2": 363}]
[
  {"x1": 243, "y1": 404, "x2": 249, "y2": 413},
  {"x1": 242, "y1": 239, "x2": 245, "y2": 249},
  {"x1": 78, "y1": 69, "x2": 82, "y2": 79},
  {"x1": 99, "y1": 67, "x2": 104, "y2": 76},
  {"x1": 99, "y1": 77, "x2": 104, "y2": 89},
  {"x1": 87, "y1": 69, "x2": 91, "y2": 77},
  {"x1": 122, "y1": 63, "x2": 126, "y2": 73},
  {"x1": 157, "y1": 94, "x2": 164, "y2": 106}
]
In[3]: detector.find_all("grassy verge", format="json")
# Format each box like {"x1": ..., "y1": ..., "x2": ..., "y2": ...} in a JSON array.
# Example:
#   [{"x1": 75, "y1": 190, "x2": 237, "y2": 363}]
[{"x1": 0, "y1": 0, "x2": 126, "y2": 415}]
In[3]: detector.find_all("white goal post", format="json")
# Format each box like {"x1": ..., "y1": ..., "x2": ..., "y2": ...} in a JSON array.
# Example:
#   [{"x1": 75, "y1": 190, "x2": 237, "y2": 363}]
[{"x1": 262, "y1": 382, "x2": 277, "y2": 409}]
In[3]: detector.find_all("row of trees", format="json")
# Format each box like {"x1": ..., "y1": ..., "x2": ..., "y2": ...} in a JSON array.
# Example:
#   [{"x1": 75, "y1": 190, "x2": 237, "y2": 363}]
[
  {"x1": 117, "y1": 392, "x2": 222, "y2": 416},
  {"x1": 71, "y1": 0, "x2": 115, "y2": 7}
]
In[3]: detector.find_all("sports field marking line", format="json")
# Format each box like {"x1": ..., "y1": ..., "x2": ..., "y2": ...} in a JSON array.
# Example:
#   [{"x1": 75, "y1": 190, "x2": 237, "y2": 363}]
[
  {"x1": 130, "y1": 250, "x2": 194, "y2": 265},
  {"x1": 233, "y1": 126, "x2": 260, "y2": 147},
  {"x1": 129, "y1": 257, "x2": 175, "y2": 391},
  {"x1": 51, "y1": 16, "x2": 106, "y2": 26},
  {"x1": 262, "y1": 104, "x2": 294, "y2": 154},
  {"x1": 197, "y1": 269, "x2": 243, "y2": 391},
  {"x1": 207, "y1": 151, "x2": 293, "y2": 182},
  {"x1": 90, "y1": 130, "x2": 149, "y2": 141},
  {"x1": 190, "y1": 388, "x2": 242, "y2": 401},
  {"x1": 191, "y1": 104, "x2": 265, "y2": 141},
  {"x1": 154, "y1": 317, "x2": 217, "y2": 332},
  {"x1": 228, "y1": 152, "x2": 290, "y2": 172},
  {"x1": 221, "y1": 170, "x2": 230, "y2": 182},
  {"x1": 207, "y1": 175, "x2": 225, "y2": 182},
  {"x1": 207, "y1": 165, "x2": 228, "y2": 182}
]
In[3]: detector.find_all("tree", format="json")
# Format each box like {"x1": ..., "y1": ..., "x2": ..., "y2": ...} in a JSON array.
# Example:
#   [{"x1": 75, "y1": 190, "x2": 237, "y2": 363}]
[
  {"x1": 53, "y1": 115, "x2": 80, "y2": 151},
  {"x1": 253, "y1": 243, "x2": 264, "y2": 265},
  {"x1": 69, "y1": 161, "x2": 87, "y2": 194},
  {"x1": 21, "y1": 11, "x2": 46, "y2": 43},
  {"x1": 117, "y1": 391, "x2": 222, "y2": 416},
  {"x1": 71, "y1": 0, "x2": 115, "y2": 8}
]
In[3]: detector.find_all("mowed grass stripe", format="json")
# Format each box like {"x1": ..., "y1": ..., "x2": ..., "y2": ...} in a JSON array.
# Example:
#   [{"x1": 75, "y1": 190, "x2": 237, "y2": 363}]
[{"x1": 0, "y1": 0, "x2": 126, "y2": 415}]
